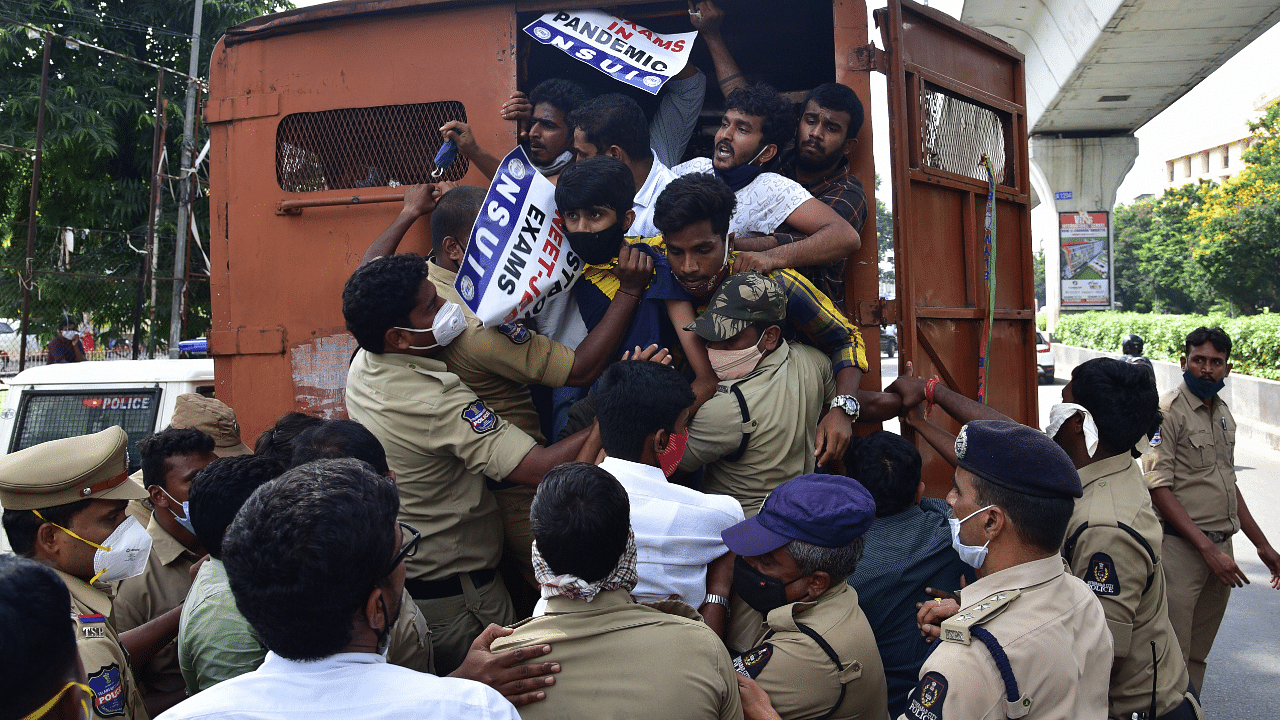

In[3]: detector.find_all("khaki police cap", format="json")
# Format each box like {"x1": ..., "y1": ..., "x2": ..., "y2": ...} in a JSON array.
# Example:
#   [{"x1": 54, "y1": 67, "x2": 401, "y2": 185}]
[
  {"x1": 0, "y1": 426, "x2": 148, "y2": 511},
  {"x1": 170, "y1": 393, "x2": 252, "y2": 457}
]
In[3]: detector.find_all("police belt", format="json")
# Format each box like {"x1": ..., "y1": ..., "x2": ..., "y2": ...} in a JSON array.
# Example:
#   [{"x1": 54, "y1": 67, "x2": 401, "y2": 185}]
[
  {"x1": 1140, "y1": 681, "x2": 1201, "y2": 720},
  {"x1": 405, "y1": 568, "x2": 497, "y2": 600},
  {"x1": 1162, "y1": 523, "x2": 1232, "y2": 545}
]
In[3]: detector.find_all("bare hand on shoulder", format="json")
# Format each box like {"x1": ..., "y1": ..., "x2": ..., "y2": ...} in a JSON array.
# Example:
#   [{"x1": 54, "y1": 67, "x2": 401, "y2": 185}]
[{"x1": 449, "y1": 624, "x2": 559, "y2": 707}]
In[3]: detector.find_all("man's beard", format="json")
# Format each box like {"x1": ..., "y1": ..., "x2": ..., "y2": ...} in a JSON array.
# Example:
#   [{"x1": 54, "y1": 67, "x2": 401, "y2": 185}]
[{"x1": 795, "y1": 141, "x2": 843, "y2": 174}]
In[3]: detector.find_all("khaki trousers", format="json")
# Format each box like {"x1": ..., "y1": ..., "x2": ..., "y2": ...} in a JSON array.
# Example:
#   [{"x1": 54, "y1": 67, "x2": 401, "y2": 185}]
[
  {"x1": 1160, "y1": 534, "x2": 1233, "y2": 693},
  {"x1": 412, "y1": 573, "x2": 515, "y2": 675}
]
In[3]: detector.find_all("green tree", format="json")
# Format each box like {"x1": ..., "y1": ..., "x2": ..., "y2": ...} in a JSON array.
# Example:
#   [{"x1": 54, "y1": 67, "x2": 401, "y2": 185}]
[
  {"x1": 0, "y1": 0, "x2": 289, "y2": 349},
  {"x1": 1032, "y1": 247, "x2": 1045, "y2": 309},
  {"x1": 874, "y1": 174, "x2": 893, "y2": 289},
  {"x1": 1111, "y1": 182, "x2": 1220, "y2": 314},
  {"x1": 1188, "y1": 104, "x2": 1280, "y2": 314}
]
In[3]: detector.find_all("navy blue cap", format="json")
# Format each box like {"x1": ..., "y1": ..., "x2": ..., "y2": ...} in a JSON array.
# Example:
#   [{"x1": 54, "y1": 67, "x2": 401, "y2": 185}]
[
  {"x1": 722, "y1": 474, "x2": 876, "y2": 557},
  {"x1": 955, "y1": 420, "x2": 1082, "y2": 499}
]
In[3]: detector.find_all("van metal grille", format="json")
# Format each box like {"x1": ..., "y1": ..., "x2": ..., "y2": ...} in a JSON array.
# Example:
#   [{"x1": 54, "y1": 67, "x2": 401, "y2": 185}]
[
  {"x1": 919, "y1": 87, "x2": 1007, "y2": 185},
  {"x1": 9, "y1": 389, "x2": 162, "y2": 471},
  {"x1": 276, "y1": 102, "x2": 471, "y2": 192}
]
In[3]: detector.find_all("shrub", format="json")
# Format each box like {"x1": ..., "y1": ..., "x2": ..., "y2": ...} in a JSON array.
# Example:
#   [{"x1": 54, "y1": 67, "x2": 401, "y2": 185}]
[{"x1": 1054, "y1": 311, "x2": 1280, "y2": 381}]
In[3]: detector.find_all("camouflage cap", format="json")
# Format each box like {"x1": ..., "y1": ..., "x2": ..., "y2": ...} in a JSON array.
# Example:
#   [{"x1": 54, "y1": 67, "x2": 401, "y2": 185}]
[
  {"x1": 0, "y1": 426, "x2": 148, "y2": 511},
  {"x1": 685, "y1": 272, "x2": 786, "y2": 342},
  {"x1": 170, "y1": 393, "x2": 252, "y2": 457}
]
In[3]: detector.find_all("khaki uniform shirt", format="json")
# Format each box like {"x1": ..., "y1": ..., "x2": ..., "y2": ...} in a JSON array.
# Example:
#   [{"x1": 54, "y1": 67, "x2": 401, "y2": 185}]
[
  {"x1": 679, "y1": 341, "x2": 836, "y2": 517},
  {"x1": 1143, "y1": 383, "x2": 1239, "y2": 535},
  {"x1": 491, "y1": 589, "x2": 742, "y2": 720},
  {"x1": 114, "y1": 514, "x2": 200, "y2": 696},
  {"x1": 1067, "y1": 453, "x2": 1189, "y2": 719},
  {"x1": 731, "y1": 583, "x2": 888, "y2": 720},
  {"x1": 901, "y1": 556, "x2": 1112, "y2": 720},
  {"x1": 56, "y1": 569, "x2": 149, "y2": 720},
  {"x1": 345, "y1": 349, "x2": 537, "y2": 581},
  {"x1": 430, "y1": 262, "x2": 575, "y2": 443}
]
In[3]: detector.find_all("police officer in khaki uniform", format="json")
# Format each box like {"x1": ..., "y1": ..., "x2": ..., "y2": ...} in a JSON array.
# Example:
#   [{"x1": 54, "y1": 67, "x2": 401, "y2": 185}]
[
  {"x1": 492, "y1": 462, "x2": 742, "y2": 720},
  {"x1": 894, "y1": 359, "x2": 1198, "y2": 718},
  {"x1": 0, "y1": 426, "x2": 154, "y2": 720},
  {"x1": 905, "y1": 421, "x2": 1112, "y2": 720},
  {"x1": 1143, "y1": 327, "x2": 1280, "y2": 693},
  {"x1": 115, "y1": 428, "x2": 218, "y2": 712},
  {"x1": 168, "y1": 393, "x2": 254, "y2": 458},
  {"x1": 362, "y1": 183, "x2": 649, "y2": 600},
  {"x1": 342, "y1": 252, "x2": 651, "y2": 674},
  {"x1": 677, "y1": 273, "x2": 839, "y2": 517},
  {"x1": 721, "y1": 473, "x2": 888, "y2": 720}
]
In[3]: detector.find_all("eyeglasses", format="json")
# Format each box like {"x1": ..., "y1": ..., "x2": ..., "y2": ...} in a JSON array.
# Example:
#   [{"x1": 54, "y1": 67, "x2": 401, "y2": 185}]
[{"x1": 388, "y1": 521, "x2": 420, "y2": 574}]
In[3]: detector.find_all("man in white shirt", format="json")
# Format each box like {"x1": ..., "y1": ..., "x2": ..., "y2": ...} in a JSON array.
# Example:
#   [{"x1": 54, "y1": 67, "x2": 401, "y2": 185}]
[
  {"x1": 671, "y1": 84, "x2": 860, "y2": 276},
  {"x1": 159, "y1": 459, "x2": 557, "y2": 720},
  {"x1": 588, "y1": 360, "x2": 743, "y2": 635},
  {"x1": 568, "y1": 94, "x2": 676, "y2": 238}
]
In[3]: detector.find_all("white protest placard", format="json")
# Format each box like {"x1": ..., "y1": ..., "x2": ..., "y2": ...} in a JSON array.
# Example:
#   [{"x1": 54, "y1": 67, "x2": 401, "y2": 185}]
[
  {"x1": 455, "y1": 147, "x2": 583, "y2": 328},
  {"x1": 523, "y1": 10, "x2": 697, "y2": 95}
]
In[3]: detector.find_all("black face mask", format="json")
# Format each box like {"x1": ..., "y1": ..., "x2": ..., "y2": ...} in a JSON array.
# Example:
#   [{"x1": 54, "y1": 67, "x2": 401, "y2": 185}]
[
  {"x1": 566, "y1": 221, "x2": 625, "y2": 266},
  {"x1": 1183, "y1": 369, "x2": 1225, "y2": 400},
  {"x1": 733, "y1": 555, "x2": 807, "y2": 615},
  {"x1": 713, "y1": 162, "x2": 765, "y2": 192}
]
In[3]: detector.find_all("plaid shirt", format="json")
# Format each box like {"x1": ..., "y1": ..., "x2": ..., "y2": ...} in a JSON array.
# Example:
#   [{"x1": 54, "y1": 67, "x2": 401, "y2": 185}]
[{"x1": 774, "y1": 153, "x2": 869, "y2": 314}]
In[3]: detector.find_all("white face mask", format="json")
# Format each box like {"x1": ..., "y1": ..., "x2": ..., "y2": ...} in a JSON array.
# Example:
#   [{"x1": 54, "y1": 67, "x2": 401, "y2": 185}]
[
  {"x1": 90, "y1": 516, "x2": 153, "y2": 585},
  {"x1": 1045, "y1": 402, "x2": 1099, "y2": 457},
  {"x1": 395, "y1": 301, "x2": 467, "y2": 350},
  {"x1": 949, "y1": 505, "x2": 994, "y2": 569},
  {"x1": 61, "y1": 330, "x2": 77, "y2": 340},
  {"x1": 707, "y1": 335, "x2": 767, "y2": 381}
]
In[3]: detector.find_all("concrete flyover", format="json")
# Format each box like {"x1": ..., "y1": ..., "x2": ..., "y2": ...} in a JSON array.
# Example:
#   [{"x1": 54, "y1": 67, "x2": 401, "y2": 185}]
[{"x1": 960, "y1": 0, "x2": 1280, "y2": 325}]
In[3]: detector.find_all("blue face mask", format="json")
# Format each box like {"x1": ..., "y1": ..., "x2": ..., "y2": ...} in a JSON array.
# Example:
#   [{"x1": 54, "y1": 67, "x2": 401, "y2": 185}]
[
  {"x1": 1183, "y1": 369, "x2": 1225, "y2": 400},
  {"x1": 160, "y1": 488, "x2": 196, "y2": 536}
]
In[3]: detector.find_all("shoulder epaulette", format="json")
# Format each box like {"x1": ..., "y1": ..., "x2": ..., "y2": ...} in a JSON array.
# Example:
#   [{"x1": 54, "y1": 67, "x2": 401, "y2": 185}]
[{"x1": 940, "y1": 589, "x2": 1020, "y2": 645}]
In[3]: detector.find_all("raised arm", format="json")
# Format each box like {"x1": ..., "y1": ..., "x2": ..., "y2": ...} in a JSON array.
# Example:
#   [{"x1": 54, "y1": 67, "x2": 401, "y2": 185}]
[
  {"x1": 362, "y1": 183, "x2": 451, "y2": 264},
  {"x1": 441, "y1": 120, "x2": 502, "y2": 181},
  {"x1": 688, "y1": 1, "x2": 747, "y2": 97}
]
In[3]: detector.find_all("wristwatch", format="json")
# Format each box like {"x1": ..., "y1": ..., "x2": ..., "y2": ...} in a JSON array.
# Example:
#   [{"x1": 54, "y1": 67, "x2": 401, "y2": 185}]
[
  {"x1": 830, "y1": 394, "x2": 861, "y2": 422},
  {"x1": 703, "y1": 593, "x2": 731, "y2": 616}
]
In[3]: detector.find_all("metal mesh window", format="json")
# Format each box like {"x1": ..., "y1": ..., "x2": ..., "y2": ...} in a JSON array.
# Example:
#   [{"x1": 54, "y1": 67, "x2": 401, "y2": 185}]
[
  {"x1": 10, "y1": 389, "x2": 162, "y2": 471},
  {"x1": 276, "y1": 102, "x2": 470, "y2": 192},
  {"x1": 919, "y1": 86, "x2": 1007, "y2": 185}
]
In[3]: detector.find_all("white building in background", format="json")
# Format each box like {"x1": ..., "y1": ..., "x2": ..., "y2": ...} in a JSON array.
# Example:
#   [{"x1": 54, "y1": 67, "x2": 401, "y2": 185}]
[{"x1": 1163, "y1": 88, "x2": 1278, "y2": 191}]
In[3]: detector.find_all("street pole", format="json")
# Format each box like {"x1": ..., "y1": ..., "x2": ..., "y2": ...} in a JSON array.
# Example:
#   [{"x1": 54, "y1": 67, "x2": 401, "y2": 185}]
[
  {"x1": 169, "y1": 0, "x2": 203, "y2": 358},
  {"x1": 145, "y1": 72, "x2": 166, "y2": 359},
  {"x1": 18, "y1": 34, "x2": 51, "y2": 373}
]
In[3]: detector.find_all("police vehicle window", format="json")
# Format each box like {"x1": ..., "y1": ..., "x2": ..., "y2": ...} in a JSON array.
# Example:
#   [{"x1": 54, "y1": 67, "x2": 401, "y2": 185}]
[
  {"x1": 10, "y1": 389, "x2": 162, "y2": 471},
  {"x1": 919, "y1": 84, "x2": 1009, "y2": 186},
  {"x1": 276, "y1": 102, "x2": 470, "y2": 192}
]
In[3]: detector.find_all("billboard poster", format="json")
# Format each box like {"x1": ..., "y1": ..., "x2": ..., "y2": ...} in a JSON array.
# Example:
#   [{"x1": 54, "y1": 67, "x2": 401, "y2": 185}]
[{"x1": 1059, "y1": 211, "x2": 1110, "y2": 307}]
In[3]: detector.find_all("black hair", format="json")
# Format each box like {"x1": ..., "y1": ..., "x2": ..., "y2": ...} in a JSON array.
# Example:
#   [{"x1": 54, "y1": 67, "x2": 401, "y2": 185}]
[
  {"x1": 291, "y1": 420, "x2": 390, "y2": 475},
  {"x1": 0, "y1": 555, "x2": 79, "y2": 720},
  {"x1": 429, "y1": 185, "x2": 485, "y2": 258},
  {"x1": 1184, "y1": 326, "x2": 1232, "y2": 359},
  {"x1": 653, "y1": 173, "x2": 737, "y2": 237},
  {"x1": 555, "y1": 155, "x2": 636, "y2": 216},
  {"x1": 2, "y1": 499, "x2": 92, "y2": 559},
  {"x1": 188, "y1": 455, "x2": 287, "y2": 559},
  {"x1": 253, "y1": 412, "x2": 327, "y2": 463},
  {"x1": 567, "y1": 94, "x2": 653, "y2": 162},
  {"x1": 803, "y1": 83, "x2": 865, "y2": 139},
  {"x1": 222, "y1": 458, "x2": 399, "y2": 661},
  {"x1": 846, "y1": 431, "x2": 922, "y2": 517},
  {"x1": 138, "y1": 427, "x2": 216, "y2": 490},
  {"x1": 530, "y1": 462, "x2": 630, "y2": 582},
  {"x1": 529, "y1": 78, "x2": 592, "y2": 128},
  {"x1": 1070, "y1": 358, "x2": 1162, "y2": 458},
  {"x1": 342, "y1": 253, "x2": 428, "y2": 353},
  {"x1": 971, "y1": 475, "x2": 1073, "y2": 554},
  {"x1": 596, "y1": 361, "x2": 694, "y2": 462},
  {"x1": 724, "y1": 83, "x2": 796, "y2": 151}
]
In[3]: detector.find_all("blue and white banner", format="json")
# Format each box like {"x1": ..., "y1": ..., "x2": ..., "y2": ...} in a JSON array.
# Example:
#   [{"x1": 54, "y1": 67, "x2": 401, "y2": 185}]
[
  {"x1": 523, "y1": 10, "x2": 697, "y2": 95},
  {"x1": 455, "y1": 147, "x2": 583, "y2": 328}
]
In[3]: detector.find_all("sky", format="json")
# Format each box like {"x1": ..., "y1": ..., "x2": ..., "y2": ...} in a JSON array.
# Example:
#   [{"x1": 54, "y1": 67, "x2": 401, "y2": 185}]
[{"x1": 286, "y1": 0, "x2": 1276, "y2": 206}]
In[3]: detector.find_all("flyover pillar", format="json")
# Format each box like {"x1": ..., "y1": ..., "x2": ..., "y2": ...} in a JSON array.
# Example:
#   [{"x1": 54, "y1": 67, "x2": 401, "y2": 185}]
[{"x1": 1029, "y1": 135, "x2": 1139, "y2": 330}]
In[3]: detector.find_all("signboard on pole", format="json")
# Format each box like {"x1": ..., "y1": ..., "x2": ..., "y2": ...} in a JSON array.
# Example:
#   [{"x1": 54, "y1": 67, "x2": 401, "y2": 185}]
[
  {"x1": 523, "y1": 10, "x2": 697, "y2": 95},
  {"x1": 455, "y1": 147, "x2": 583, "y2": 327},
  {"x1": 1059, "y1": 211, "x2": 1110, "y2": 307}
]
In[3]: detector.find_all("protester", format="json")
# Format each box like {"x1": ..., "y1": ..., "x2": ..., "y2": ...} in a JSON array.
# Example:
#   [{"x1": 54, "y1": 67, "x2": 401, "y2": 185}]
[
  {"x1": 251, "y1": 412, "x2": 325, "y2": 463},
  {"x1": 158, "y1": 459, "x2": 528, "y2": 719},
  {"x1": 115, "y1": 428, "x2": 219, "y2": 713},
  {"x1": 444, "y1": 79, "x2": 591, "y2": 181},
  {"x1": 1, "y1": 555, "x2": 93, "y2": 720},
  {"x1": 844, "y1": 432, "x2": 973, "y2": 718},
  {"x1": 491, "y1": 462, "x2": 743, "y2": 720}
]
